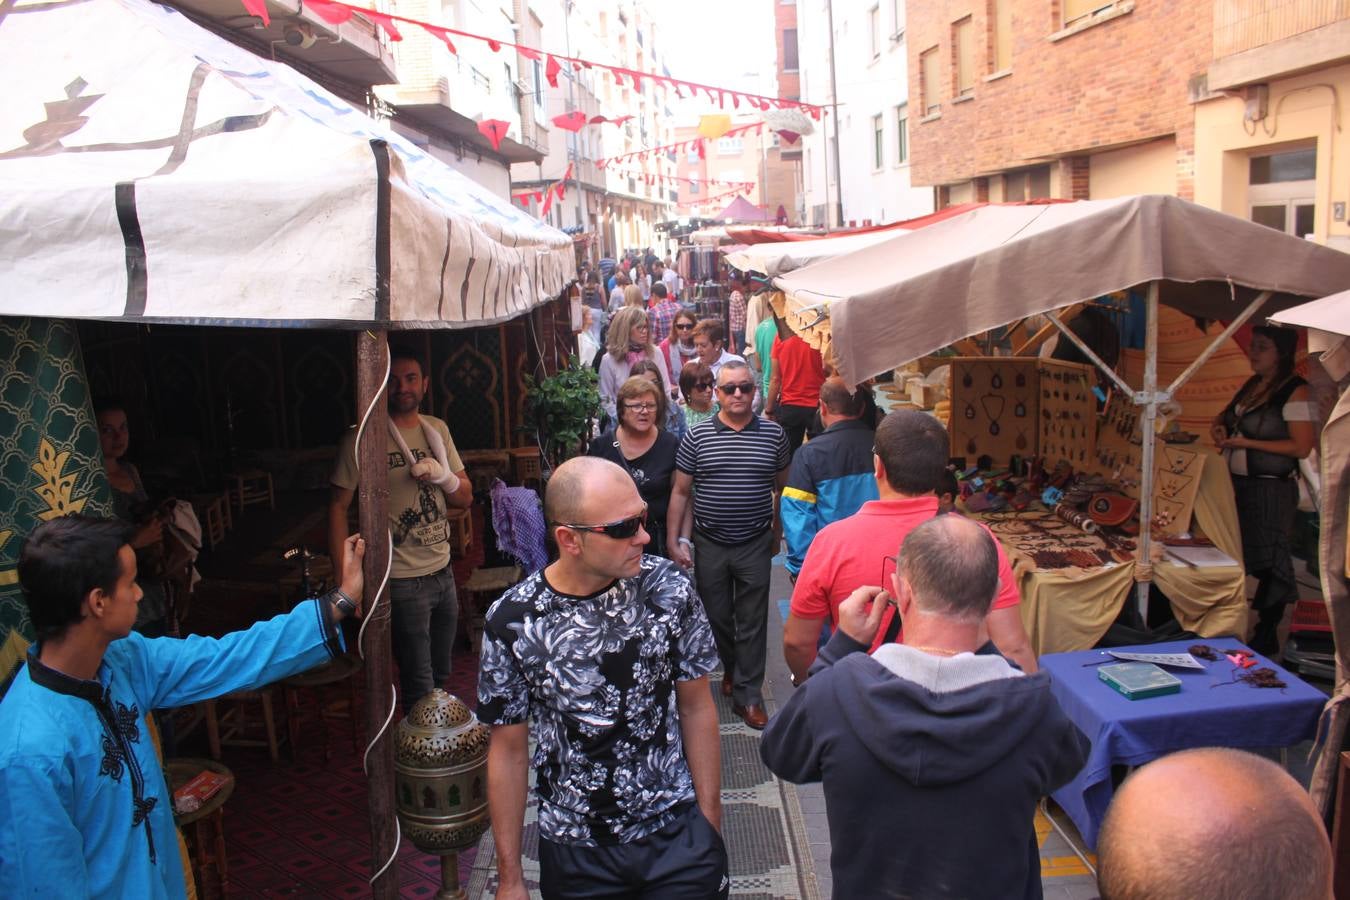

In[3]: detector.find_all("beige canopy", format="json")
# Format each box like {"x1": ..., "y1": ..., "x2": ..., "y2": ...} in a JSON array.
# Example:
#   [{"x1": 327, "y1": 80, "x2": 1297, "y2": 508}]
[{"x1": 775, "y1": 195, "x2": 1350, "y2": 388}]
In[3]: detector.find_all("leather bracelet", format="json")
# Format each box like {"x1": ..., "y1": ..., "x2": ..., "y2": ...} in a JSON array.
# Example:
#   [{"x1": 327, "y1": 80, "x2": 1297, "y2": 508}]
[{"x1": 326, "y1": 588, "x2": 357, "y2": 618}]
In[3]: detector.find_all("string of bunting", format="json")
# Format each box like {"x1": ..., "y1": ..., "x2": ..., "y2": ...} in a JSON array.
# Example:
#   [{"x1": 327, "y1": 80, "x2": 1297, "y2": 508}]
[
  {"x1": 239, "y1": 0, "x2": 823, "y2": 116},
  {"x1": 605, "y1": 170, "x2": 756, "y2": 192},
  {"x1": 512, "y1": 163, "x2": 572, "y2": 216},
  {"x1": 597, "y1": 121, "x2": 765, "y2": 169},
  {"x1": 677, "y1": 186, "x2": 748, "y2": 208}
]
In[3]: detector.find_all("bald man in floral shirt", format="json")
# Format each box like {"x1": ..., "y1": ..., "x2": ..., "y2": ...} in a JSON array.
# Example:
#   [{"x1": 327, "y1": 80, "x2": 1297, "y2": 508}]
[{"x1": 478, "y1": 457, "x2": 726, "y2": 900}]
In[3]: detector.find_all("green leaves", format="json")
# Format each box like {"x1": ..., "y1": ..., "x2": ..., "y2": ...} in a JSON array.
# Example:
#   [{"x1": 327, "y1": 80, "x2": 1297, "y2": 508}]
[{"x1": 523, "y1": 356, "x2": 601, "y2": 468}]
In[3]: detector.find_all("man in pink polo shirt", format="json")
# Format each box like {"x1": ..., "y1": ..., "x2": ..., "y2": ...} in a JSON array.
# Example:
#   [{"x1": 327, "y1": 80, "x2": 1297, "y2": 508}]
[{"x1": 783, "y1": 410, "x2": 1036, "y2": 682}]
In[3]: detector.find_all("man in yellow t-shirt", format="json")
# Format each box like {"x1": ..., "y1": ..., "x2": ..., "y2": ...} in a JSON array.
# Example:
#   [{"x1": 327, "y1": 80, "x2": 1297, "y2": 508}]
[{"x1": 329, "y1": 352, "x2": 472, "y2": 705}]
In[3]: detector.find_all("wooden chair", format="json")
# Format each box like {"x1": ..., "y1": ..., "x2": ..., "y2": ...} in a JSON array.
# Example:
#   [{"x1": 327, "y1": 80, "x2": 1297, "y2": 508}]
[
  {"x1": 227, "y1": 469, "x2": 274, "y2": 513},
  {"x1": 446, "y1": 507, "x2": 473, "y2": 559},
  {"x1": 507, "y1": 447, "x2": 543, "y2": 491},
  {"x1": 203, "y1": 687, "x2": 284, "y2": 762}
]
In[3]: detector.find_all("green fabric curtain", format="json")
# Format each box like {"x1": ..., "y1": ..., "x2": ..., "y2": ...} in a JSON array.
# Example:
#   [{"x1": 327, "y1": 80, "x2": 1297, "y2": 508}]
[{"x1": 0, "y1": 317, "x2": 112, "y2": 655}]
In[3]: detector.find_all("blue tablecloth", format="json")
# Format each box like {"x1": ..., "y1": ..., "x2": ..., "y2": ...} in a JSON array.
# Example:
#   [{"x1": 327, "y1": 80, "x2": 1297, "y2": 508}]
[{"x1": 1042, "y1": 638, "x2": 1325, "y2": 850}]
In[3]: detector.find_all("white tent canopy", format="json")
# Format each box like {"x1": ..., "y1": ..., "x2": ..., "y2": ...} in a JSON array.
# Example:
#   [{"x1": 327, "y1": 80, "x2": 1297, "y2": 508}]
[
  {"x1": 774, "y1": 195, "x2": 1350, "y2": 388},
  {"x1": 0, "y1": 0, "x2": 574, "y2": 329},
  {"x1": 724, "y1": 227, "x2": 909, "y2": 278}
]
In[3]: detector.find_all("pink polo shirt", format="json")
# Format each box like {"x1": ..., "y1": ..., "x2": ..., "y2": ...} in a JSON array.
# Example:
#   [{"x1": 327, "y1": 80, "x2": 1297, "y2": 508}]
[{"x1": 789, "y1": 496, "x2": 1020, "y2": 653}]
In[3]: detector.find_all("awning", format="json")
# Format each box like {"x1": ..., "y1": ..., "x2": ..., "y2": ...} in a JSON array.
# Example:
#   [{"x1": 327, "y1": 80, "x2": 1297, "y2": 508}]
[
  {"x1": 774, "y1": 195, "x2": 1350, "y2": 387},
  {"x1": 714, "y1": 195, "x2": 774, "y2": 223},
  {"x1": 726, "y1": 228, "x2": 910, "y2": 277},
  {"x1": 0, "y1": 0, "x2": 574, "y2": 330}
]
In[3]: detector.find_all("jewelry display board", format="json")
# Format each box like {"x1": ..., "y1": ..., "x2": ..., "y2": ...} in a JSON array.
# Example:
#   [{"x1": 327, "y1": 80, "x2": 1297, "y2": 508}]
[
  {"x1": 947, "y1": 358, "x2": 1039, "y2": 461},
  {"x1": 976, "y1": 509, "x2": 1134, "y2": 571},
  {"x1": 1036, "y1": 360, "x2": 1097, "y2": 468},
  {"x1": 1090, "y1": 389, "x2": 1204, "y2": 536}
]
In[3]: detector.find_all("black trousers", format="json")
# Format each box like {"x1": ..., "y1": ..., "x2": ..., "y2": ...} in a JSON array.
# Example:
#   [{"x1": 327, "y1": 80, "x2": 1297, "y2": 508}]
[
  {"x1": 774, "y1": 404, "x2": 816, "y2": 454},
  {"x1": 538, "y1": 803, "x2": 729, "y2": 899}
]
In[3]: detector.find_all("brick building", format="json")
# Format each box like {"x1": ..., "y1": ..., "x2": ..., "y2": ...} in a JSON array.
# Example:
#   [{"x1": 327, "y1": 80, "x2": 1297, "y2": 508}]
[{"x1": 906, "y1": 0, "x2": 1211, "y2": 205}]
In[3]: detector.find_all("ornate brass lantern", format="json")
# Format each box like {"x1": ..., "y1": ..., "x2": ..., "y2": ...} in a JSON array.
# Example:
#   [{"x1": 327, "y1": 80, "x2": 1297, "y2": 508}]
[{"x1": 394, "y1": 689, "x2": 491, "y2": 900}]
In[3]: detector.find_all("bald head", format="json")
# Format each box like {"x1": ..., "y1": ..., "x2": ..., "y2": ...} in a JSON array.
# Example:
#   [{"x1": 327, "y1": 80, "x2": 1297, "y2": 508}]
[
  {"x1": 544, "y1": 456, "x2": 633, "y2": 526},
  {"x1": 1098, "y1": 748, "x2": 1331, "y2": 900},
  {"x1": 896, "y1": 514, "x2": 1000, "y2": 624},
  {"x1": 819, "y1": 377, "x2": 866, "y2": 418}
]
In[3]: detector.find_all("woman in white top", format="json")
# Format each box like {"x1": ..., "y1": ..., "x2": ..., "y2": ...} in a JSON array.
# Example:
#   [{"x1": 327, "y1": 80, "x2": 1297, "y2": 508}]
[{"x1": 598, "y1": 306, "x2": 673, "y2": 422}]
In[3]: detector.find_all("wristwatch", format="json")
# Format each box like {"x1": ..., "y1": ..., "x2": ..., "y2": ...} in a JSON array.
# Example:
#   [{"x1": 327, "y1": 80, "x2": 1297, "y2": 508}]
[{"x1": 326, "y1": 588, "x2": 358, "y2": 618}]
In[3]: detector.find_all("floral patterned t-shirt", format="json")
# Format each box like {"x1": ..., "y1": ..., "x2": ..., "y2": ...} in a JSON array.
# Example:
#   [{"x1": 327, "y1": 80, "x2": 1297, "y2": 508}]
[{"x1": 477, "y1": 556, "x2": 718, "y2": 846}]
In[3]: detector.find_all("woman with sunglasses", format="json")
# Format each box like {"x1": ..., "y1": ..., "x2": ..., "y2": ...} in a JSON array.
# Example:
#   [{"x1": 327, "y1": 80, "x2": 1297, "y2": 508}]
[
  {"x1": 679, "y1": 360, "x2": 718, "y2": 430},
  {"x1": 660, "y1": 309, "x2": 700, "y2": 386},
  {"x1": 599, "y1": 306, "x2": 673, "y2": 422},
  {"x1": 588, "y1": 376, "x2": 680, "y2": 558}
]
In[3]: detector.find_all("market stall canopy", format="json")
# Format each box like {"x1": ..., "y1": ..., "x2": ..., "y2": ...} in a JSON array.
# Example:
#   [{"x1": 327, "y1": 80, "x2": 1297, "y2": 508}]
[
  {"x1": 715, "y1": 196, "x2": 774, "y2": 223},
  {"x1": 0, "y1": 0, "x2": 574, "y2": 329},
  {"x1": 1269, "y1": 289, "x2": 1350, "y2": 340},
  {"x1": 725, "y1": 227, "x2": 909, "y2": 277},
  {"x1": 775, "y1": 195, "x2": 1350, "y2": 387}
]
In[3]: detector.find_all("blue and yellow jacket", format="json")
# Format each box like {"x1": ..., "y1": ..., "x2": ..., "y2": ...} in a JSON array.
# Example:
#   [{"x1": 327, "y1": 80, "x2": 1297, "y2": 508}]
[{"x1": 780, "y1": 419, "x2": 879, "y2": 575}]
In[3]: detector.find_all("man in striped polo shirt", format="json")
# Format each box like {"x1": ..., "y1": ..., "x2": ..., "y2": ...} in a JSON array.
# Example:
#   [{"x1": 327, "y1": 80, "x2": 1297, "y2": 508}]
[{"x1": 667, "y1": 361, "x2": 791, "y2": 730}]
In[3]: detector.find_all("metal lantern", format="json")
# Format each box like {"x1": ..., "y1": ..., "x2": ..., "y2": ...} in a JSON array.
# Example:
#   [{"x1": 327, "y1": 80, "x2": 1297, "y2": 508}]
[{"x1": 394, "y1": 689, "x2": 491, "y2": 900}]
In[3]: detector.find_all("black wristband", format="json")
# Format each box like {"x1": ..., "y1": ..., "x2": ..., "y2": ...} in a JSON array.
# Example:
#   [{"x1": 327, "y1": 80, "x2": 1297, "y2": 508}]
[{"x1": 326, "y1": 588, "x2": 357, "y2": 618}]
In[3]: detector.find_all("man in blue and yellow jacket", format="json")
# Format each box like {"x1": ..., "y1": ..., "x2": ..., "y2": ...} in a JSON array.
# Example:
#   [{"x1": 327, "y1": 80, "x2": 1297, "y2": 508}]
[{"x1": 780, "y1": 378, "x2": 878, "y2": 578}]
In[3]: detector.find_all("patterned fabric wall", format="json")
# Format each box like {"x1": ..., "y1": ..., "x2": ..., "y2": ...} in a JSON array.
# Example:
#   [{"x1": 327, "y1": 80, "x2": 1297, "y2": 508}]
[{"x1": 0, "y1": 318, "x2": 113, "y2": 646}]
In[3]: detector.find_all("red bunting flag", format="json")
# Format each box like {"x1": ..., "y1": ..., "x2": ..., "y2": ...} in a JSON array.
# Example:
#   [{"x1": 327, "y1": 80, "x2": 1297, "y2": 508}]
[
  {"x1": 545, "y1": 55, "x2": 561, "y2": 87},
  {"x1": 428, "y1": 27, "x2": 457, "y2": 53},
  {"x1": 541, "y1": 186, "x2": 554, "y2": 216},
  {"x1": 551, "y1": 111, "x2": 589, "y2": 132},
  {"x1": 365, "y1": 11, "x2": 402, "y2": 40},
  {"x1": 304, "y1": 0, "x2": 352, "y2": 25},
  {"x1": 629, "y1": 71, "x2": 642, "y2": 91},
  {"x1": 241, "y1": 0, "x2": 269, "y2": 25},
  {"x1": 476, "y1": 118, "x2": 510, "y2": 152},
  {"x1": 732, "y1": 94, "x2": 740, "y2": 109},
  {"x1": 518, "y1": 46, "x2": 541, "y2": 61},
  {"x1": 487, "y1": 38, "x2": 502, "y2": 52}
]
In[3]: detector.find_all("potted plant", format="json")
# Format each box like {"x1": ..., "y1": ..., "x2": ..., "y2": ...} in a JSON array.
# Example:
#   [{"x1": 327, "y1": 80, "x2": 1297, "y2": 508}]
[{"x1": 522, "y1": 357, "x2": 602, "y2": 471}]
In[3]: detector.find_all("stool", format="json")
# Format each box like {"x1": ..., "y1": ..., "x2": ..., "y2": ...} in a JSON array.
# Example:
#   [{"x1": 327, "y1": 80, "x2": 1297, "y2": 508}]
[
  {"x1": 228, "y1": 469, "x2": 274, "y2": 513},
  {"x1": 281, "y1": 654, "x2": 364, "y2": 762},
  {"x1": 460, "y1": 450, "x2": 510, "y2": 495},
  {"x1": 460, "y1": 566, "x2": 522, "y2": 653},
  {"x1": 189, "y1": 494, "x2": 229, "y2": 550},
  {"x1": 168, "y1": 758, "x2": 235, "y2": 897},
  {"x1": 507, "y1": 447, "x2": 543, "y2": 491},
  {"x1": 446, "y1": 507, "x2": 473, "y2": 559},
  {"x1": 203, "y1": 687, "x2": 283, "y2": 762}
]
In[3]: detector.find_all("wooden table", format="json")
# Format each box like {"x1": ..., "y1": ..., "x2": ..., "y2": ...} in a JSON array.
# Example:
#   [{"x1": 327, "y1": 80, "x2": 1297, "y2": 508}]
[{"x1": 169, "y1": 757, "x2": 235, "y2": 896}]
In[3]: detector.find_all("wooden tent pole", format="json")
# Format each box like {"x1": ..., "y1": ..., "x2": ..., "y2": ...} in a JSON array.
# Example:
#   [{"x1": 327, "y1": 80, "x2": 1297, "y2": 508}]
[
  {"x1": 1134, "y1": 283, "x2": 1160, "y2": 621},
  {"x1": 357, "y1": 328, "x2": 399, "y2": 898}
]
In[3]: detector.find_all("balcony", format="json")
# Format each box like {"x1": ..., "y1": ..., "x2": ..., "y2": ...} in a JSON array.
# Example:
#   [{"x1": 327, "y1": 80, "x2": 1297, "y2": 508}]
[
  {"x1": 166, "y1": 0, "x2": 397, "y2": 90},
  {"x1": 1209, "y1": 0, "x2": 1350, "y2": 88}
]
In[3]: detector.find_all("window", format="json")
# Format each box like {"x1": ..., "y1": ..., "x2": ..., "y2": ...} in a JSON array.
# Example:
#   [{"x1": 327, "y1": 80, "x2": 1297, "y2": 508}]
[
  {"x1": 687, "y1": 147, "x2": 700, "y2": 163},
  {"x1": 1063, "y1": 0, "x2": 1115, "y2": 28},
  {"x1": 920, "y1": 47, "x2": 940, "y2": 115},
  {"x1": 869, "y1": 6, "x2": 880, "y2": 57},
  {"x1": 717, "y1": 137, "x2": 745, "y2": 155},
  {"x1": 872, "y1": 114, "x2": 884, "y2": 168},
  {"x1": 782, "y1": 28, "x2": 799, "y2": 71},
  {"x1": 1249, "y1": 147, "x2": 1316, "y2": 237},
  {"x1": 892, "y1": 0, "x2": 905, "y2": 36},
  {"x1": 895, "y1": 103, "x2": 908, "y2": 163},
  {"x1": 953, "y1": 18, "x2": 975, "y2": 97},
  {"x1": 989, "y1": 0, "x2": 1011, "y2": 72},
  {"x1": 690, "y1": 181, "x2": 699, "y2": 195}
]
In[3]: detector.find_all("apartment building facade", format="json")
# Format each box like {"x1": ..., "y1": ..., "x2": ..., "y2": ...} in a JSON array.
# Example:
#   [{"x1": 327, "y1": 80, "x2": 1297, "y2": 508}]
[
  {"x1": 509, "y1": 2, "x2": 679, "y2": 258},
  {"x1": 1193, "y1": 1, "x2": 1350, "y2": 249},
  {"x1": 796, "y1": 0, "x2": 934, "y2": 227}
]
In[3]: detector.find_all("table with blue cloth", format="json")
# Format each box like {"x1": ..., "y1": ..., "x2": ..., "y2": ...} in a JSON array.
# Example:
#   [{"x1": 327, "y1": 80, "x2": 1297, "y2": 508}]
[{"x1": 1042, "y1": 637, "x2": 1325, "y2": 850}]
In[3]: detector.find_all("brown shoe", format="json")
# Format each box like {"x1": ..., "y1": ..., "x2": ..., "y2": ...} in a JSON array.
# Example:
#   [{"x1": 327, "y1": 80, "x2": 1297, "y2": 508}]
[
  {"x1": 721, "y1": 678, "x2": 734, "y2": 697},
  {"x1": 733, "y1": 703, "x2": 768, "y2": 730}
]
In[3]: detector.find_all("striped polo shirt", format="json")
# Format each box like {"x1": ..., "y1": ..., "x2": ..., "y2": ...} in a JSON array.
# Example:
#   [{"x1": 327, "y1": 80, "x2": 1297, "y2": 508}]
[{"x1": 676, "y1": 413, "x2": 791, "y2": 545}]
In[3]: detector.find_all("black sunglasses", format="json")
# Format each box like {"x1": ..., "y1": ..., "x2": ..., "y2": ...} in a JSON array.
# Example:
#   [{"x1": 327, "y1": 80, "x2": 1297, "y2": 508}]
[
  {"x1": 693, "y1": 380, "x2": 714, "y2": 390},
  {"x1": 557, "y1": 507, "x2": 648, "y2": 540},
  {"x1": 718, "y1": 382, "x2": 756, "y2": 395},
  {"x1": 675, "y1": 322, "x2": 695, "y2": 330}
]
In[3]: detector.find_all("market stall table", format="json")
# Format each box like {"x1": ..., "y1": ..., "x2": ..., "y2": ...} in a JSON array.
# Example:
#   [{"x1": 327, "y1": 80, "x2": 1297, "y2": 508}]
[
  {"x1": 972, "y1": 447, "x2": 1248, "y2": 655},
  {"x1": 1042, "y1": 638, "x2": 1324, "y2": 851}
]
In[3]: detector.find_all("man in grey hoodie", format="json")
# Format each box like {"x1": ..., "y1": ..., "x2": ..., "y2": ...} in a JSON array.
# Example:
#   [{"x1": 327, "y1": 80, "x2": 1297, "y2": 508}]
[{"x1": 761, "y1": 515, "x2": 1088, "y2": 900}]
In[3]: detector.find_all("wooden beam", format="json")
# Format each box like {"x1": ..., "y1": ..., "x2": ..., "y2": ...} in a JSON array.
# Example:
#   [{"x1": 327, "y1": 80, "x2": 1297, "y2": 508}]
[{"x1": 356, "y1": 329, "x2": 399, "y2": 899}]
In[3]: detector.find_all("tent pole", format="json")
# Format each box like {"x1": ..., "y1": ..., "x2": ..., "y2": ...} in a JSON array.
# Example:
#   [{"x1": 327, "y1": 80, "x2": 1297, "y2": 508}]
[
  {"x1": 1165, "y1": 291, "x2": 1270, "y2": 395},
  {"x1": 1134, "y1": 283, "x2": 1160, "y2": 622},
  {"x1": 357, "y1": 328, "x2": 400, "y2": 899},
  {"x1": 1046, "y1": 310, "x2": 1134, "y2": 397}
]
